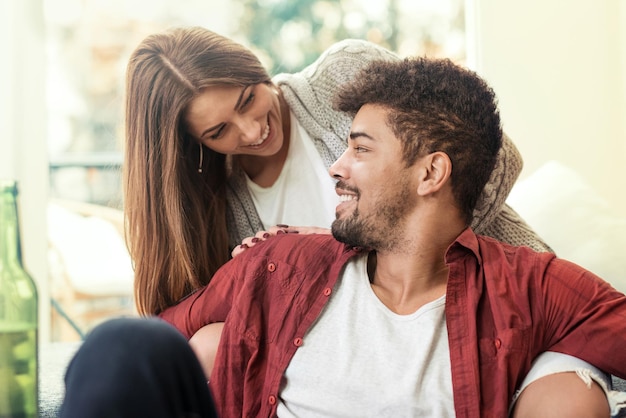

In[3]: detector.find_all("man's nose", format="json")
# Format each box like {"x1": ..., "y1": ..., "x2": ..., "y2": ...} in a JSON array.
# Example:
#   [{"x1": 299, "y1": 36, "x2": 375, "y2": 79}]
[{"x1": 329, "y1": 148, "x2": 349, "y2": 179}]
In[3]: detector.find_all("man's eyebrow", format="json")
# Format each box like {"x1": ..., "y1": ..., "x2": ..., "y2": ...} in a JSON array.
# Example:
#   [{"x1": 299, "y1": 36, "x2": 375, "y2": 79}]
[{"x1": 349, "y1": 131, "x2": 375, "y2": 141}]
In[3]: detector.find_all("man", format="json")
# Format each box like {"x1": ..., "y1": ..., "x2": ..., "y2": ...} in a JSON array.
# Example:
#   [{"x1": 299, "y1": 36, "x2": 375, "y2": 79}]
[
  {"x1": 61, "y1": 57, "x2": 626, "y2": 417},
  {"x1": 160, "y1": 57, "x2": 626, "y2": 417}
]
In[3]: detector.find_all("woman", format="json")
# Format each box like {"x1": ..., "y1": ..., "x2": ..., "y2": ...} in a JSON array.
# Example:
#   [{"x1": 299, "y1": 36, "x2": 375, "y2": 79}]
[{"x1": 124, "y1": 26, "x2": 549, "y2": 316}]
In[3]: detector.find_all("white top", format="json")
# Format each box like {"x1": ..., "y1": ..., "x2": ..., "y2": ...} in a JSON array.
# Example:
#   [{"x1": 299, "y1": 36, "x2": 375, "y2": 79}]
[
  {"x1": 247, "y1": 112, "x2": 339, "y2": 229},
  {"x1": 277, "y1": 253, "x2": 454, "y2": 418}
]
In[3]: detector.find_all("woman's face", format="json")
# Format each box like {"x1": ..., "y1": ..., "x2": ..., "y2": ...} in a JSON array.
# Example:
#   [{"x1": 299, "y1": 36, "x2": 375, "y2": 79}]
[{"x1": 184, "y1": 83, "x2": 285, "y2": 157}]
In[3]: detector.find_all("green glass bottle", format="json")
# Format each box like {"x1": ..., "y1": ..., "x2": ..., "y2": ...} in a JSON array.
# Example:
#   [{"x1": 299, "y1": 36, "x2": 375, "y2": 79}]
[{"x1": 0, "y1": 180, "x2": 38, "y2": 418}]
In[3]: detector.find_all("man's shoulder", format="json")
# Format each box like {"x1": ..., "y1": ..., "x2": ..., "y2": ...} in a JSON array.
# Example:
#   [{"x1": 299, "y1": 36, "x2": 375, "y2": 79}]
[
  {"x1": 476, "y1": 233, "x2": 557, "y2": 262},
  {"x1": 448, "y1": 228, "x2": 556, "y2": 270},
  {"x1": 468, "y1": 235, "x2": 564, "y2": 292}
]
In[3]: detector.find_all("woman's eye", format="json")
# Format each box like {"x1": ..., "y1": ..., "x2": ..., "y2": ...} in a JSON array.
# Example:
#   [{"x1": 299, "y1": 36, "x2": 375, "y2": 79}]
[
  {"x1": 355, "y1": 146, "x2": 367, "y2": 153},
  {"x1": 242, "y1": 92, "x2": 255, "y2": 108},
  {"x1": 210, "y1": 124, "x2": 226, "y2": 139}
]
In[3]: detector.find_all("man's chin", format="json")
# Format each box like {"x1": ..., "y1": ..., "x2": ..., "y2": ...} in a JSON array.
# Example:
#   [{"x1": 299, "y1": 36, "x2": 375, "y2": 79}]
[{"x1": 331, "y1": 220, "x2": 364, "y2": 248}]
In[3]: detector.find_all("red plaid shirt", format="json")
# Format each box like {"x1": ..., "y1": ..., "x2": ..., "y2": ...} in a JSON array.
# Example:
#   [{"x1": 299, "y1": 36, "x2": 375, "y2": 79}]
[{"x1": 160, "y1": 230, "x2": 626, "y2": 417}]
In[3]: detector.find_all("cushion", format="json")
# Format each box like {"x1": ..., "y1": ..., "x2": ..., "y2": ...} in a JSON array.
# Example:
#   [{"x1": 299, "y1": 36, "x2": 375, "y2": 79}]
[
  {"x1": 47, "y1": 203, "x2": 134, "y2": 296},
  {"x1": 506, "y1": 160, "x2": 626, "y2": 294}
]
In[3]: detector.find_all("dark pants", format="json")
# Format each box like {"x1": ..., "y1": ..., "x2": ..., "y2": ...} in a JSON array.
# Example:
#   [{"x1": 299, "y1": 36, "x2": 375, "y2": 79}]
[{"x1": 60, "y1": 317, "x2": 218, "y2": 418}]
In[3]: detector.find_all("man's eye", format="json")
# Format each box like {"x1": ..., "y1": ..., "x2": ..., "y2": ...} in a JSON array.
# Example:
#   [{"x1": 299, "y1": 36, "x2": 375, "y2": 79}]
[{"x1": 355, "y1": 146, "x2": 367, "y2": 153}]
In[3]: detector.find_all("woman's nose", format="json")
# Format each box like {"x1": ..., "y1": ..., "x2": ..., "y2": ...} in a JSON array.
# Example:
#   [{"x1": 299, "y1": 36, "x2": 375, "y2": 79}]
[{"x1": 238, "y1": 117, "x2": 261, "y2": 144}]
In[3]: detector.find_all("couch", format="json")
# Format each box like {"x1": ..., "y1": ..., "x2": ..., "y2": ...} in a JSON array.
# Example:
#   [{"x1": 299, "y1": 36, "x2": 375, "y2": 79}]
[{"x1": 40, "y1": 160, "x2": 626, "y2": 416}]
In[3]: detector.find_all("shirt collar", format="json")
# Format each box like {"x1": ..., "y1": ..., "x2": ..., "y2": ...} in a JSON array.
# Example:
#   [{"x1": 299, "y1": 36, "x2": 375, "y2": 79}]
[{"x1": 445, "y1": 227, "x2": 482, "y2": 266}]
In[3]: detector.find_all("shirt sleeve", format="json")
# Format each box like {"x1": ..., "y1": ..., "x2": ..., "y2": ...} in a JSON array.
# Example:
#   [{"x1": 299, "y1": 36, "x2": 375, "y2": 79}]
[
  {"x1": 158, "y1": 259, "x2": 242, "y2": 339},
  {"x1": 540, "y1": 257, "x2": 626, "y2": 379}
]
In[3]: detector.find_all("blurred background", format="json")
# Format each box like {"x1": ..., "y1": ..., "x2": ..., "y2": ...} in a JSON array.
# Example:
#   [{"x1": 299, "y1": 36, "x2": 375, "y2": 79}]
[
  {"x1": 41, "y1": 0, "x2": 466, "y2": 209},
  {"x1": 1, "y1": 0, "x2": 625, "y2": 342}
]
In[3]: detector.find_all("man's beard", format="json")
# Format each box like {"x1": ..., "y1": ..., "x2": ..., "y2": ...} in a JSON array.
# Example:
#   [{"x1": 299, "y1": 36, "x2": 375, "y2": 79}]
[{"x1": 331, "y1": 178, "x2": 414, "y2": 251}]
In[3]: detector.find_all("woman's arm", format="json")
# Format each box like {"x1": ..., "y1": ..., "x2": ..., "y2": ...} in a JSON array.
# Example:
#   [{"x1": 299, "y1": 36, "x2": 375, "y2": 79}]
[
  {"x1": 189, "y1": 322, "x2": 225, "y2": 380},
  {"x1": 471, "y1": 133, "x2": 552, "y2": 252},
  {"x1": 158, "y1": 259, "x2": 241, "y2": 339}
]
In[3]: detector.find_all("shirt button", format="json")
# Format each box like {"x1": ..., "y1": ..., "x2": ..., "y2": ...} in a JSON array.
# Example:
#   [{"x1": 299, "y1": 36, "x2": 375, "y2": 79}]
[
  {"x1": 267, "y1": 262, "x2": 276, "y2": 272},
  {"x1": 323, "y1": 287, "x2": 332, "y2": 296},
  {"x1": 293, "y1": 337, "x2": 303, "y2": 347},
  {"x1": 494, "y1": 338, "x2": 502, "y2": 349},
  {"x1": 268, "y1": 395, "x2": 277, "y2": 405},
  {"x1": 352, "y1": 246, "x2": 362, "y2": 252}
]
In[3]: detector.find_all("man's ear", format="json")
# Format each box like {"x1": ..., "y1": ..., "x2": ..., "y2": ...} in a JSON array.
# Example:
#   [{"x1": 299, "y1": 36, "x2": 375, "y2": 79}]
[{"x1": 416, "y1": 152, "x2": 452, "y2": 196}]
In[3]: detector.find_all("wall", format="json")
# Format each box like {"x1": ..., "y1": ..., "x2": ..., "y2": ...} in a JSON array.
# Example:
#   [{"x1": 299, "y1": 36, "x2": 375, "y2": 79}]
[
  {"x1": 467, "y1": 0, "x2": 626, "y2": 215},
  {"x1": 0, "y1": 0, "x2": 50, "y2": 341}
]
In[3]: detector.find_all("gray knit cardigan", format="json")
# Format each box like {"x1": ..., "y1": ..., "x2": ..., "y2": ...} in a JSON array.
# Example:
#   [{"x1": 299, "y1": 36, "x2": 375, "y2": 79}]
[{"x1": 225, "y1": 39, "x2": 551, "y2": 253}]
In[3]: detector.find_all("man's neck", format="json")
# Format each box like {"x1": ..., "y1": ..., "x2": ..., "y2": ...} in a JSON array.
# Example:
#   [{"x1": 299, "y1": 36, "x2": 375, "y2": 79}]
[{"x1": 366, "y1": 218, "x2": 465, "y2": 315}]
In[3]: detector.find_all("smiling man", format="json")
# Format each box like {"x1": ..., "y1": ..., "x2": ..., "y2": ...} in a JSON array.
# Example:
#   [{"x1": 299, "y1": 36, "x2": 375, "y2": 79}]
[
  {"x1": 156, "y1": 57, "x2": 626, "y2": 418},
  {"x1": 62, "y1": 57, "x2": 626, "y2": 418}
]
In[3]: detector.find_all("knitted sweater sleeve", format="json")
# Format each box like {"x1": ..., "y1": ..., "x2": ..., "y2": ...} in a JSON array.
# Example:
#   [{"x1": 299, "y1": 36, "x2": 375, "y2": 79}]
[
  {"x1": 472, "y1": 133, "x2": 553, "y2": 252},
  {"x1": 227, "y1": 40, "x2": 552, "y2": 252},
  {"x1": 274, "y1": 39, "x2": 399, "y2": 167},
  {"x1": 276, "y1": 40, "x2": 551, "y2": 251}
]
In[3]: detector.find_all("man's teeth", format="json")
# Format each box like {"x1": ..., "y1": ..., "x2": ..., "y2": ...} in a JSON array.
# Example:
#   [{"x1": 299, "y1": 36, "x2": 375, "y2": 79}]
[
  {"x1": 250, "y1": 124, "x2": 270, "y2": 146},
  {"x1": 339, "y1": 194, "x2": 356, "y2": 202}
]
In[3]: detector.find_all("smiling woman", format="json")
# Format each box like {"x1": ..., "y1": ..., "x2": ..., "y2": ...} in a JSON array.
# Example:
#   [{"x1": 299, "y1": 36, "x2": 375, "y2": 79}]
[{"x1": 123, "y1": 28, "x2": 402, "y2": 316}]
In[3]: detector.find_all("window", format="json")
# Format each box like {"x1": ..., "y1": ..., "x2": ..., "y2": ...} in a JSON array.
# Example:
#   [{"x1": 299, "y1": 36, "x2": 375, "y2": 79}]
[
  {"x1": 42, "y1": 0, "x2": 465, "y2": 340},
  {"x1": 44, "y1": 0, "x2": 465, "y2": 208}
]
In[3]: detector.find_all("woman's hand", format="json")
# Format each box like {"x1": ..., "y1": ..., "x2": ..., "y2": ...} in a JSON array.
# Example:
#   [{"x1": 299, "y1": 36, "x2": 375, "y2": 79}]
[{"x1": 231, "y1": 224, "x2": 331, "y2": 257}]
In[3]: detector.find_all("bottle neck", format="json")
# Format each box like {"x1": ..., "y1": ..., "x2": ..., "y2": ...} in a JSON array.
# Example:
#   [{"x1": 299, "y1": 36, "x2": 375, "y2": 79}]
[{"x1": 0, "y1": 180, "x2": 23, "y2": 267}]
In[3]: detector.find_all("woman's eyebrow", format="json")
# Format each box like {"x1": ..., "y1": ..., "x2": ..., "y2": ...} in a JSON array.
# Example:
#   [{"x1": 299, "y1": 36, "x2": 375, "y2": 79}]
[
  {"x1": 200, "y1": 123, "x2": 224, "y2": 139},
  {"x1": 233, "y1": 85, "x2": 251, "y2": 111},
  {"x1": 200, "y1": 86, "x2": 251, "y2": 138}
]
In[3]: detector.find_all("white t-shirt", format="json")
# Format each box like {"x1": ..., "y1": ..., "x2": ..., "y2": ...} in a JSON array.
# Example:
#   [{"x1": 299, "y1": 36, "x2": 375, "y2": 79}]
[
  {"x1": 277, "y1": 253, "x2": 454, "y2": 418},
  {"x1": 246, "y1": 112, "x2": 339, "y2": 229}
]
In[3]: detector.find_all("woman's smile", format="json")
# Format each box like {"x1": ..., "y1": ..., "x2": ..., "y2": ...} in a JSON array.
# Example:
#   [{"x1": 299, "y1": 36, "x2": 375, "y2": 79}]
[{"x1": 244, "y1": 121, "x2": 271, "y2": 148}]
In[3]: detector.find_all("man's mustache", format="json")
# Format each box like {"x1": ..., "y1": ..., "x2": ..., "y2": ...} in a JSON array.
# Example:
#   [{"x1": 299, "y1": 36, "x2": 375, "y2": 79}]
[{"x1": 335, "y1": 181, "x2": 360, "y2": 196}]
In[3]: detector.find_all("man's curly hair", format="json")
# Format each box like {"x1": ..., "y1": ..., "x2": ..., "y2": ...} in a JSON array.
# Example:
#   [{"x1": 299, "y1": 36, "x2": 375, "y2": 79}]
[{"x1": 333, "y1": 57, "x2": 502, "y2": 223}]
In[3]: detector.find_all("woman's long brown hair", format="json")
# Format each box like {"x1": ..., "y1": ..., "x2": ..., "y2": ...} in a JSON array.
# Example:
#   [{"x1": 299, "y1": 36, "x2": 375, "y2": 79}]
[{"x1": 123, "y1": 27, "x2": 271, "y2": 315}]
